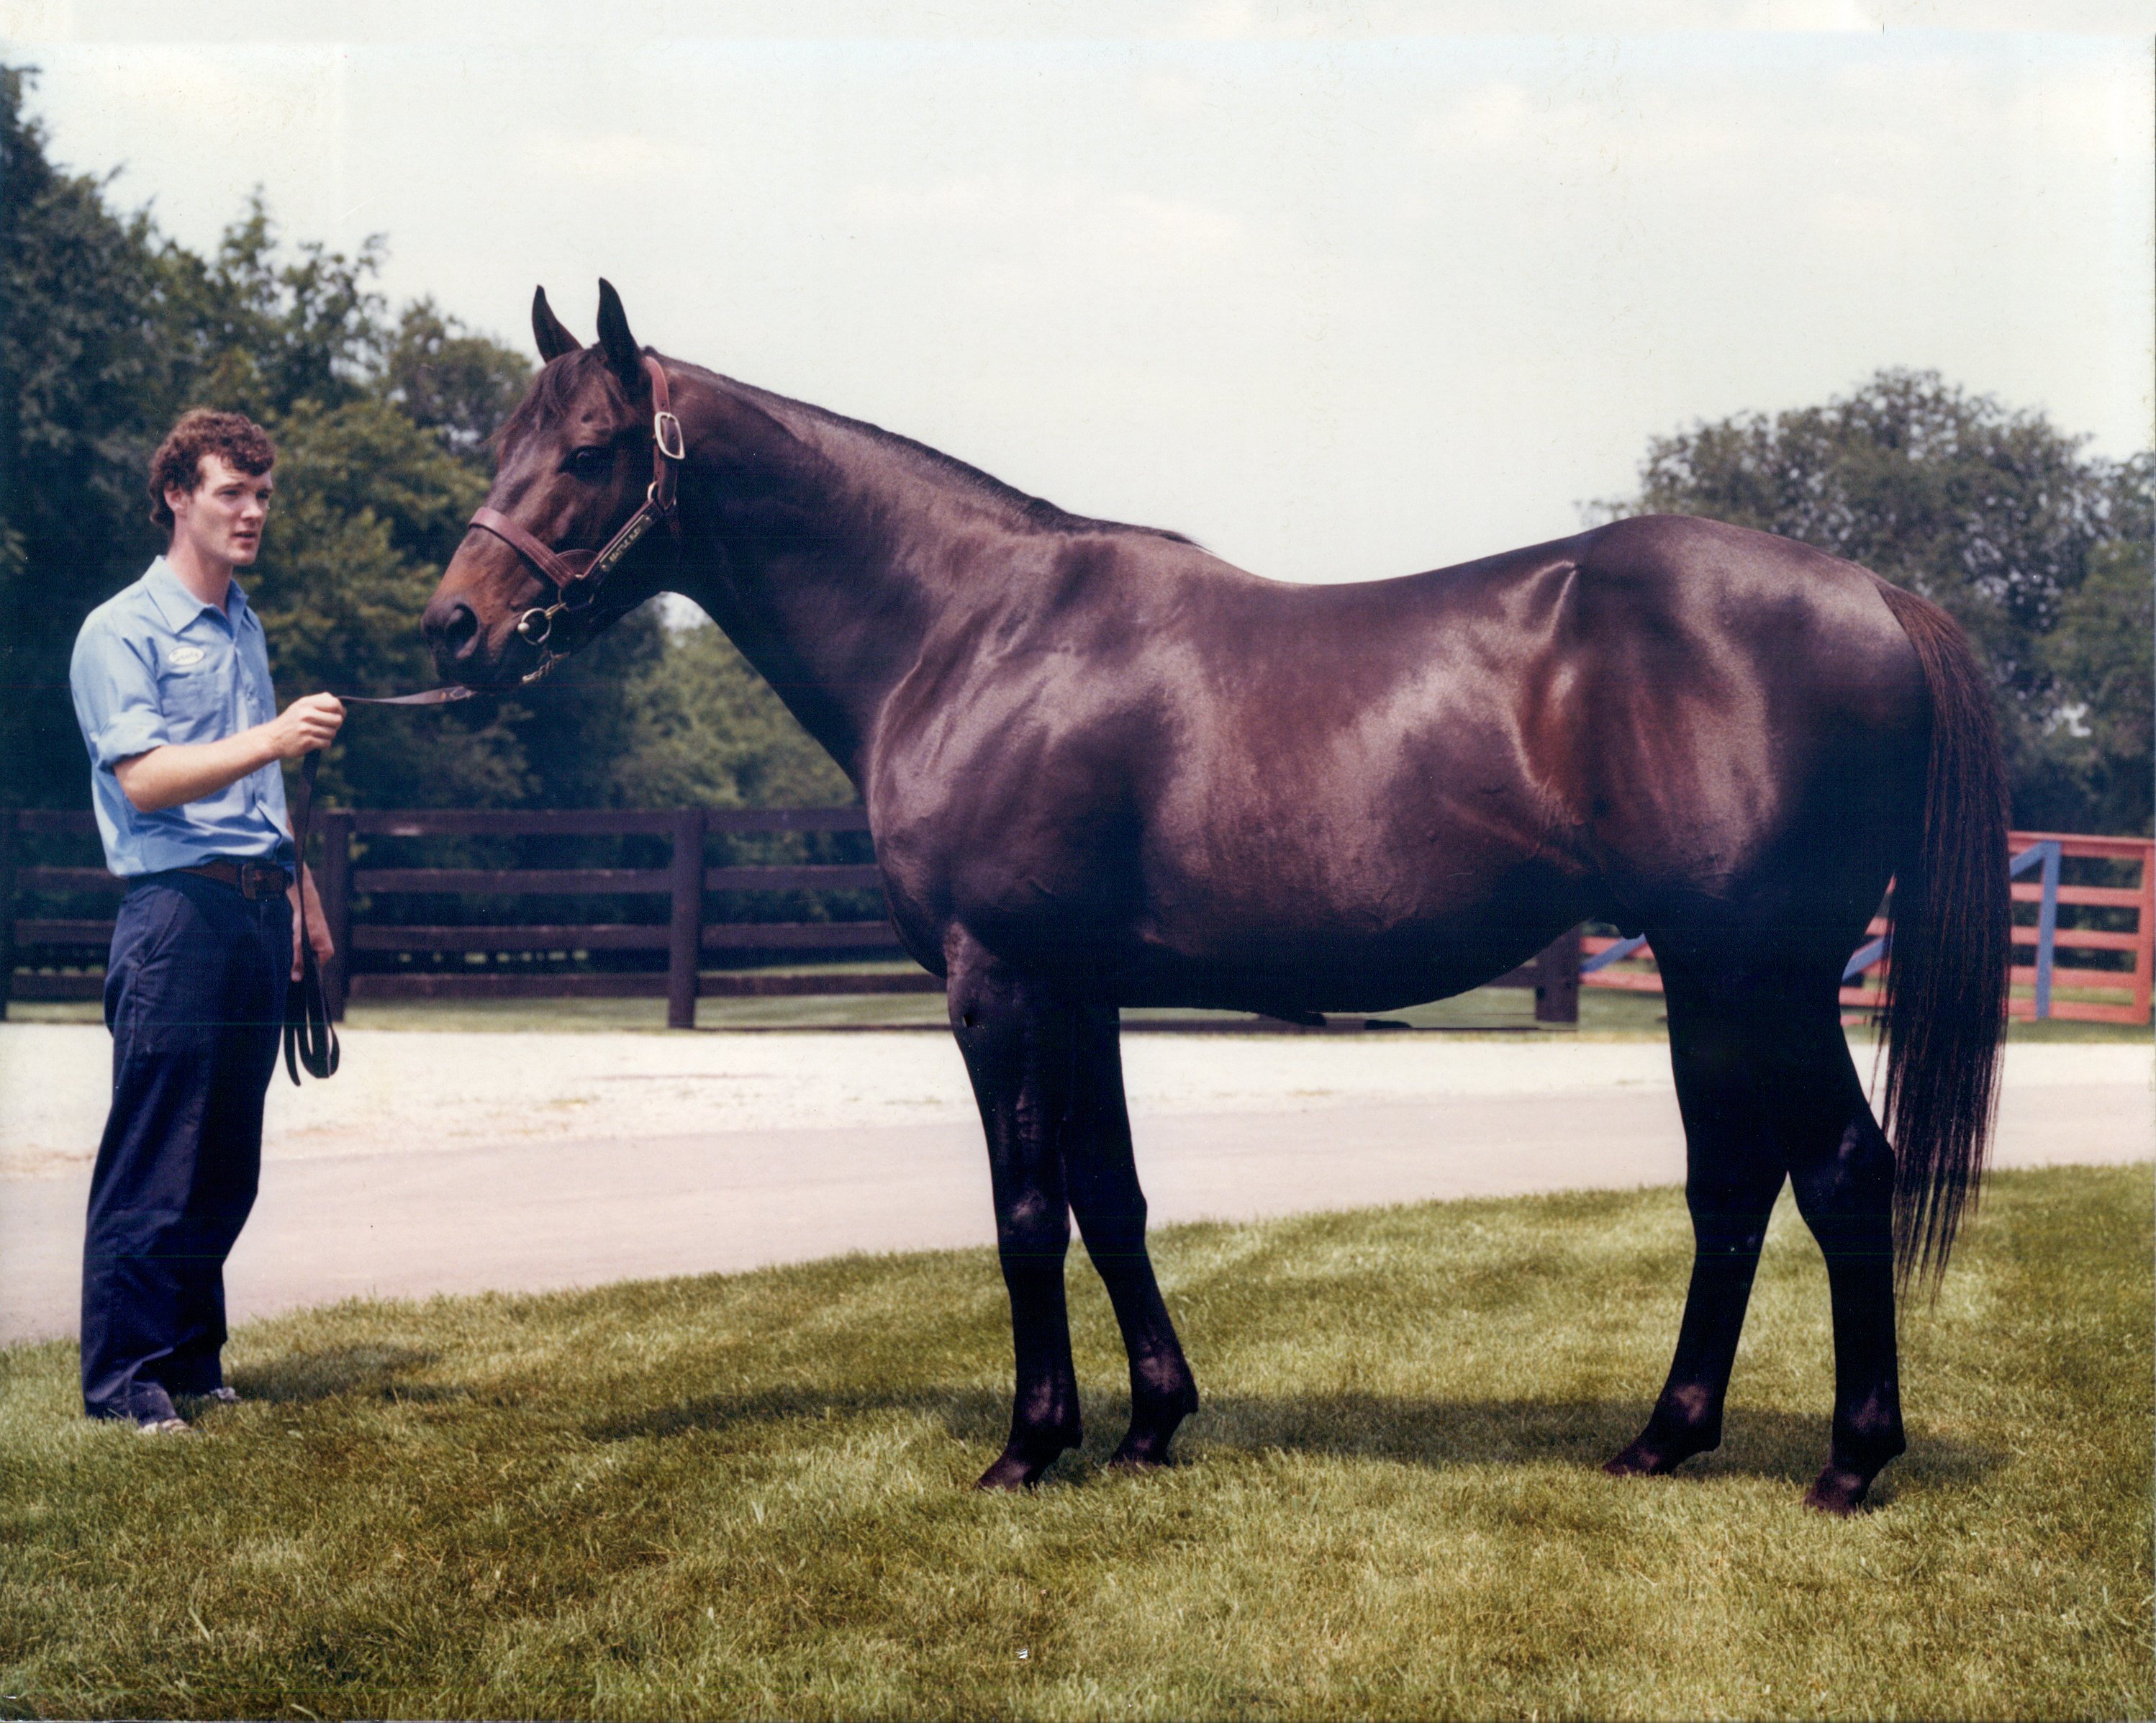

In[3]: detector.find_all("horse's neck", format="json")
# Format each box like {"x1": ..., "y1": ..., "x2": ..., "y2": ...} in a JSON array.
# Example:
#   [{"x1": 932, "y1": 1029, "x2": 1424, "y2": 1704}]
[{"x1": 671, "y1": 382, "x2": 1033, "y2": 784}]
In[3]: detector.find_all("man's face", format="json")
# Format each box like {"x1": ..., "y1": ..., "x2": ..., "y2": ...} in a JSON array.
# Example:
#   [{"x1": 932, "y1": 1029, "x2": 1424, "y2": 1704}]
[{"x1": 167, "y1": 453, "x2": 274, "y2": 569}]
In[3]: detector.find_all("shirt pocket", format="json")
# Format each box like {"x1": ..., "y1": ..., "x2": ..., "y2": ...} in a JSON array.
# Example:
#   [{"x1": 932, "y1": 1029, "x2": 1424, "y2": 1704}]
[{"x1": 155, "y1": 653, "x2": 233, "y2": 738}]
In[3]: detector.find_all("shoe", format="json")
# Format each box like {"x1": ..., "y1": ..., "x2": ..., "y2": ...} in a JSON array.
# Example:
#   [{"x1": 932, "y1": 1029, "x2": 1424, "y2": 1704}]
[
  {"x1": 137, "y1": 1416, "x2": 192, "y2": 1436},
  {"x1": 201, "y1": 1386, "x2": 240, "y2": 1405}
]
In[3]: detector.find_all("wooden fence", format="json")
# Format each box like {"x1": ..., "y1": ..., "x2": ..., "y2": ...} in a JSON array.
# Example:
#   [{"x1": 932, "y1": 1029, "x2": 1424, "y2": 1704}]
[
  {"x1": 1580, "y1": 831, "x2": 2155, "y2": 1026},
  {"x1": 0, "y1": 806, "x2": 1579, "y2": 1027},
  {"x1": 9, "y1": 812, "x2": 2145, "y2": 1027}
]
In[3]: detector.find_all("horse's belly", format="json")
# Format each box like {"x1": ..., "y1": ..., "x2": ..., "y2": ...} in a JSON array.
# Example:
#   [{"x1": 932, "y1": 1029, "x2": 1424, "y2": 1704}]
[{"x1": 1117, "y1": 873, "x2": 1584, "y2": 1014}]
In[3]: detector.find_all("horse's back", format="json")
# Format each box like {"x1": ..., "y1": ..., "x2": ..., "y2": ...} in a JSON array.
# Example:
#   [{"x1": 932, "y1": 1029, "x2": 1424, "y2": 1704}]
[{"x1": 871, "y1": 512, "x2": 1927, "y2": 1000}]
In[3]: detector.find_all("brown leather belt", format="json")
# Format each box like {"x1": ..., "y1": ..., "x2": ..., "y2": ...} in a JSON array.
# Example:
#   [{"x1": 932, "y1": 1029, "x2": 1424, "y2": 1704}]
[{"x1": 176, "y1": 858, "x2": 292, "y2": 901}]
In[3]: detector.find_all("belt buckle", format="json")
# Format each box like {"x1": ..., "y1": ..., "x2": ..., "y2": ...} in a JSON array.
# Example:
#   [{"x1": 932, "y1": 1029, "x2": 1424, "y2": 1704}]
[{"x1": 240, "y1": 862, "x2": 282, "y2": 901}]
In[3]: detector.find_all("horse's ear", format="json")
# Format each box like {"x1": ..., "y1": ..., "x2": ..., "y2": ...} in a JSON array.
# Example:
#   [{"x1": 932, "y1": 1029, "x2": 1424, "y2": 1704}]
[
  {"x1": 532, "y1": 286, "x2": 582, "y2": 361},
  {"x1": 594, "y1": 279, "x2": 643, "y2": 389}
]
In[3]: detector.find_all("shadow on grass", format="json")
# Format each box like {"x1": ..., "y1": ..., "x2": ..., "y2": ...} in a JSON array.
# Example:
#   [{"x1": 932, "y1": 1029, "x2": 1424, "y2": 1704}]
[
  {"x1": 229, "y1": 1345, "x2": 445, "y2": 1404},
  {"x1": 581, "y1": 1383, "x2": 2002, "y2": 1492}
]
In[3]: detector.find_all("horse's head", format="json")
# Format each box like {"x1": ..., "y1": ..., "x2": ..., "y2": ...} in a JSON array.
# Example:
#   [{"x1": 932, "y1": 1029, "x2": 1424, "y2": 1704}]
[{"x1": 423, "y1": 280, "x2": 680, "y2": 687}]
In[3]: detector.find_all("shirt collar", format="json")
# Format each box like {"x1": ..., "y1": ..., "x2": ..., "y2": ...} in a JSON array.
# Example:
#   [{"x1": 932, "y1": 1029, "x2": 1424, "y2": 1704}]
[{"x1": 145, "y1": 556, "x2": 250, "y2": 631}]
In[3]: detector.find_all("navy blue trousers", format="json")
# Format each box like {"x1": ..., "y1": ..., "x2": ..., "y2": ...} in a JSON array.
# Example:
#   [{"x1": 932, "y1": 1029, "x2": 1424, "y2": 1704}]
[{"x1": 82, "y1": 872, "x2": 289, "y2": 1422}]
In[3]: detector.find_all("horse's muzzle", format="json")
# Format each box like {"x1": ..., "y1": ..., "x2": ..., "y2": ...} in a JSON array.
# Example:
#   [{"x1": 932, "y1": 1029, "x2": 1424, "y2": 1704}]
[{"x1": 422, "y1": 594, "x2": 481, "y2": 663}]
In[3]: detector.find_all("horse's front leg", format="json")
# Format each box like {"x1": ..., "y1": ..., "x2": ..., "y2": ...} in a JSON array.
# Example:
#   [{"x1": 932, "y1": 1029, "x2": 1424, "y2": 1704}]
[
  {"x1": 1064, "y1": 1002, "x2": 1200, "y2": 1467},
  {"x1": 947, "y1": 935, "x2": 1082, "y2": 1488}
]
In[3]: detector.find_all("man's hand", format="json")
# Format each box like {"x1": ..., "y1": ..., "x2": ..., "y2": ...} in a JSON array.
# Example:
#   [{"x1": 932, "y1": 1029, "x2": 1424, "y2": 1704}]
[
  {"x1": 114, "y1": 695, "x2": 346, "y2": 813},
  {"x1": 289, "y1": 865, "x2": 332, "y2": 982},
  {"x1": 267, "y1": 693, "x2": 345, "y2": 762}
]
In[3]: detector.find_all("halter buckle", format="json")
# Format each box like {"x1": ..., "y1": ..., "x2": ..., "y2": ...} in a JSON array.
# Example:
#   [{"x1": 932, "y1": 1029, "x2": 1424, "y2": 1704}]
[{"x1": 653, "y1": 410, "x2": 685, "y2": 462}]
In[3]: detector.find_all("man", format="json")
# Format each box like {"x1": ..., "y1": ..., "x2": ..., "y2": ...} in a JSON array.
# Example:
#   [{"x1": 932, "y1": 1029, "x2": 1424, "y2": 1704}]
[{"x1": 68, "y1": 409, "x2": 344, "y2": 1433}]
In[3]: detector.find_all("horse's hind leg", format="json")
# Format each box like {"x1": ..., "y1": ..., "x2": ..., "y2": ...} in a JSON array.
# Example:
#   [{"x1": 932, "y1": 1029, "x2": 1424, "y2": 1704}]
[
  {"x1": 1063, "y1": 1003, "x2": 1199, "y2": 1467},
  {"x1": 1605, "y1": 965, "x2": 1789, "y2": 1480},
  {"x1": 1784, "y1": 1069, "x2": 1905, "y2": 1514},
  {"x1": 1608, "y1": 962, "x2": 1904, "y2": 1510},
  {"x1": 947, "y1": 938, "x2": 1082, "y2": 1490}
]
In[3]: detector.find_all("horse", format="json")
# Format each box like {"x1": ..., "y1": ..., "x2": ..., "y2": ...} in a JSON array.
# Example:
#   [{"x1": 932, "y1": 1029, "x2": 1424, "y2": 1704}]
[{"x1": 421, "y1": 281, "x2": 2008, "y2": 1514}]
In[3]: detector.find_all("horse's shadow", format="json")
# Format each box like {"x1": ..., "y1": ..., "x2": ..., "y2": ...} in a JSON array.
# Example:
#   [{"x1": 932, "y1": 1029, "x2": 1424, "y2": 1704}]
[
  {"x1": 234, "y1": 1347, "x2": 2001, "y2": 1498},
  {"x1": 584, "y1": 1385, "x2": 2002, "y2": 1496}
]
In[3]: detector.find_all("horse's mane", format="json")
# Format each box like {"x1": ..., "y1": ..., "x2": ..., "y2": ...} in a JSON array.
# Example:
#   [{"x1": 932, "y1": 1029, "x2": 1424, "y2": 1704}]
[
  {"x1": 742, "y1": 382, "x2": 1195, "y2": 546},
  {"x1": 502, "y1": 349, "x2": 1190, "y2": 547},
  {"x1": 494, "y1": 353, "x2": 1190, "y2": 550}
]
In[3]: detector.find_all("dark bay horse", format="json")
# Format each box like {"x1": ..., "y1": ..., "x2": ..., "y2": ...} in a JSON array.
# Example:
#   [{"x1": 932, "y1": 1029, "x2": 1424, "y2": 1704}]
[{"x1": 423, "y1": 282, "x2": 2008, "y2": 1514}]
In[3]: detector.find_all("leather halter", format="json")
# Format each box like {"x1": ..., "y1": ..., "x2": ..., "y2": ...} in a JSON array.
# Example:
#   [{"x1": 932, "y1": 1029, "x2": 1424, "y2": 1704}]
[
  {"x1": 283, "y1": 364, "x2": 684, "y2": 1086},
  {"x1": 468, "y1": 351, "x2": 686, "y2": 652}
]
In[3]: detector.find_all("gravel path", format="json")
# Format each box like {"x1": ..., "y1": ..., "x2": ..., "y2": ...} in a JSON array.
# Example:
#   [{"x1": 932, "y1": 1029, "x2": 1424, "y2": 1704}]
[{"x1": 3, "y1": 1026, "x2": 2147, "y2": 1343}]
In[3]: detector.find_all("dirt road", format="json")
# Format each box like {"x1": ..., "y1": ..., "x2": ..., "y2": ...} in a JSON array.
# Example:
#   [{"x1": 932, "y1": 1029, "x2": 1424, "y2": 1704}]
[{"x1": 3, "y1": 1026, "x2": 2146, "y2": 1343}]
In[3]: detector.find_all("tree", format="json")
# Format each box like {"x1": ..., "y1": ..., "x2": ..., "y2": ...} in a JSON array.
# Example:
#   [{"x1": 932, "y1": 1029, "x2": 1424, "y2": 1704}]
[
  {"x1": 242, "y1": 396, "x2": 530, "y2": 810},
  {"x1": 377, "y1": 298, "x2": 534, "y2": 460},
  {"x1": 1598, "y1": 370, "x2": 2152, "y2": 834},
  {"x1": 153, "y1": 191, "x2": 386, "y2": 425},
  {"x1": 611, "y1": 615, "x2": 854, "y2": 810},
  {"x1": 0, "y1": 65, "x2": 181, "y2": 814},
  {"x1": 2038, "y1": 536, "x2": 2154, "y2": 836},
  {"x1": 2, "y1": 62, "x2": 857, "y2": 828}
]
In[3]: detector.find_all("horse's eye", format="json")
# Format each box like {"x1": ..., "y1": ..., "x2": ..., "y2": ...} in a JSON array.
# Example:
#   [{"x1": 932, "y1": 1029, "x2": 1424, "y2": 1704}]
[{"x1": 568, "y1": 446, "x2": 610, "y2": 479}]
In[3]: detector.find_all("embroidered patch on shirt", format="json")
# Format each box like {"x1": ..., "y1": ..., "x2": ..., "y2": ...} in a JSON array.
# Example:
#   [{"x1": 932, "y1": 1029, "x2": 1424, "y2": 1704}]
[{"x1": 168, "y1": 645, "x2": 207, "y2": 668}]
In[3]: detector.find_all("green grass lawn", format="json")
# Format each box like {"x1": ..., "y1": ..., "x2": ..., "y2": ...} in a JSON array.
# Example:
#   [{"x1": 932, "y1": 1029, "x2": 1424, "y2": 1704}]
[{"x1": 1, "y1": 1165, "x2": 2147, "y2": 1720}]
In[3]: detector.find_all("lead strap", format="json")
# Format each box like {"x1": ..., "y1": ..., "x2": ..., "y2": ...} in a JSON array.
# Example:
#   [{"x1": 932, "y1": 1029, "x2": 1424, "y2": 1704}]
[
  {"x1": 284, "y1": 749, "x2": 339, "y2": 1085},
  {"x1": 282, "y1": 685, "x2": 476, "y2": 1085}
]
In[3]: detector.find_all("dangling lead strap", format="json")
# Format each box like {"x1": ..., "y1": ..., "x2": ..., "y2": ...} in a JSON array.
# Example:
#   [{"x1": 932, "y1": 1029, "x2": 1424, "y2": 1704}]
[{"x1": 284, "y1": 683, "x2": 475, "y2": 1085}]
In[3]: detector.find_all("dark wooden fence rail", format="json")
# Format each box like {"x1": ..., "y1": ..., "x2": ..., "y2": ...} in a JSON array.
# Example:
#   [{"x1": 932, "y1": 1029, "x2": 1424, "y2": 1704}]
[{"x1": 5, "y1": 805, "x2": 1583, "y2": 1026}]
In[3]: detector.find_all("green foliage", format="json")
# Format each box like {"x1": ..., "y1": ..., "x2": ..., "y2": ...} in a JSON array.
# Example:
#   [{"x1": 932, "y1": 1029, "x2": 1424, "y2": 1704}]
[
  {"x1": 0, "y1": 1166, "x2": 2147, "y2": 1718},
  {"x1": 612, "y1": 616, "x2": 855, "y2": 810},
  {"x1": 0, "y1": 63, "x2": 853, "y2": 820},
  {"x1": 0, "y1": 65, "x2": 176, "y2": 810},
  {"x1": 2039, "y1": 538, "x2": 2155, "y2": 837},
  {"x1": 1600, "y1": 369, "x2": 2154, "y2": 834},
  {"x1": 153, "y1": 190, "x2": 386, "y2": 423},
  {"x1": 378, "y1": 297, "x2": 535, "y2": 461},
  {"x1": 243, "y1": 397, "x2": 530, "y2": 810}
]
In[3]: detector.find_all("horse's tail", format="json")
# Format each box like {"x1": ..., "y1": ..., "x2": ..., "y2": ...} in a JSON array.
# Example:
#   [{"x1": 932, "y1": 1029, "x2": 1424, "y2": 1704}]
[{"x1": 1872, "y1": 579, "x2": 2011, "y2": 1288}]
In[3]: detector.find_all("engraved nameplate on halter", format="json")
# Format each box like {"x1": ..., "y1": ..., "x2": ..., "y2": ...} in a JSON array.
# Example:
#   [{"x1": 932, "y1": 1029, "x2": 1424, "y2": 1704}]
[{"x1": 589, "y1": 507, "x2": 656, "y2": 582}]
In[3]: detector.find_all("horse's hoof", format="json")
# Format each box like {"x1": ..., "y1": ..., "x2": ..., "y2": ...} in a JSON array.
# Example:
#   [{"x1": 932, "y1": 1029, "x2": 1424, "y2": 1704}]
[
  {"x1": 974, "y1": 1439, "x2": 1069, "y2": 1491},
  {"x1": 1108, "y1": 1407, "x2": 1193, "y2": 1471},
  {"x1": 1801, "y1": 1465, "x2": 1872, "y2": 1516},
  {"x1": 1604, "y1": 1439, "x2": 1679, "y2": 1477},
  {"x1": 1108, "y1": 1437, "x2": 1172, "y2": 1471}
]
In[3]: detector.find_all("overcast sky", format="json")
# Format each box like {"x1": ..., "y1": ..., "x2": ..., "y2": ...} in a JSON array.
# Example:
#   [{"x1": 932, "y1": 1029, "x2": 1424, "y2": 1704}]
[{"x1": 4, "y1": 1, "x2": 2151, "y2": 582}]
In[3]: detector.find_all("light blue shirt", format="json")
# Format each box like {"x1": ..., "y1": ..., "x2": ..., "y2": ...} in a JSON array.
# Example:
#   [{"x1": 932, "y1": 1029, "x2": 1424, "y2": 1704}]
[{"x1": 69, "y1": 558, "x2": 293, "y2": 878}]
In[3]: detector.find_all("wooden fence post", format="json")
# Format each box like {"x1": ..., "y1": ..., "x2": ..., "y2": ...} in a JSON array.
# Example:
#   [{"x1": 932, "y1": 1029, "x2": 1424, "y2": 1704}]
[
  {"x1": 1535, "y1": 924, "x2": 1581, "y2": 1024},
  {"x1": 319, "y1": 808, "x2": 354, "y2": 1021},
  {"x1": 666, "y1": 808, "x2": 705, "y2": 1029},
  {"x1": 0, "y1": 806, "x2": 17, "y2": 1021}
]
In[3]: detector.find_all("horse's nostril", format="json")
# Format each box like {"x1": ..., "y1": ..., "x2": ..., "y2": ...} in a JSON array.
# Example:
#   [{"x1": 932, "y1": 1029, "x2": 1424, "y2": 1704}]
[{"x1": 433, "y1": 601, "x2": 480, "y2": 659}]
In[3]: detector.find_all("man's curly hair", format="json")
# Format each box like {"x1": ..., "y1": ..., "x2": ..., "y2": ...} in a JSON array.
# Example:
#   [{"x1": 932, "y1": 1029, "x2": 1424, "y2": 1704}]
[{"x1": 147, "y1": 410, "x2": 277, "y2": 534}]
